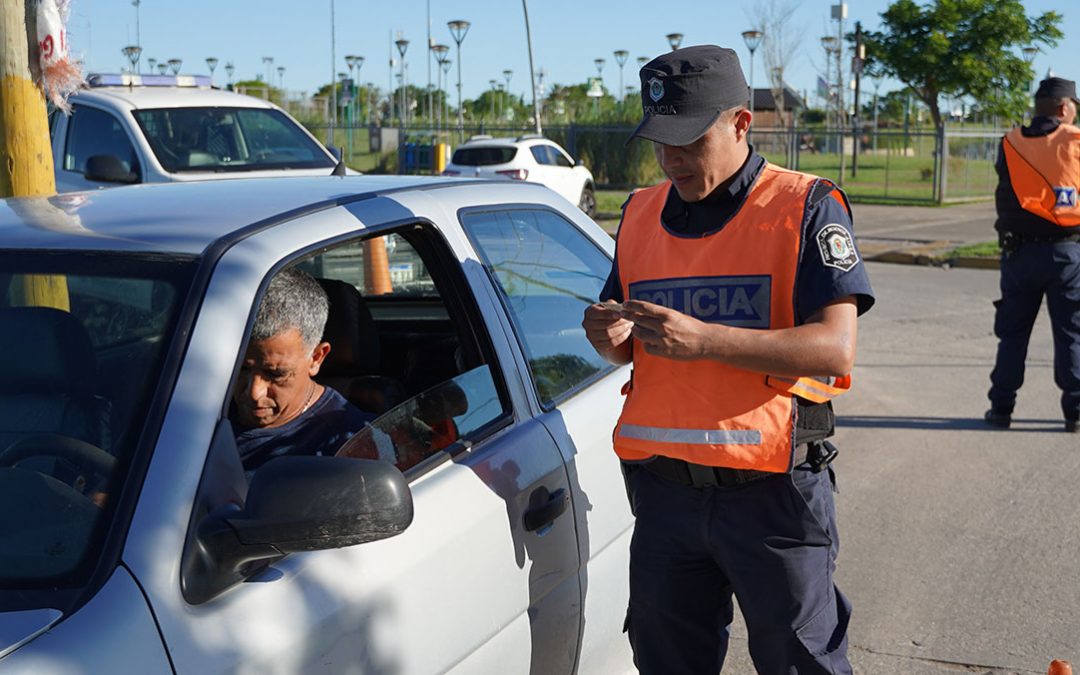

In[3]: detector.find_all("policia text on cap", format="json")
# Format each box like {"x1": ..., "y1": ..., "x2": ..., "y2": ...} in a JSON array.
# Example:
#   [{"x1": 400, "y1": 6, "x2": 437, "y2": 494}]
[{"x1": 583, "y1": 45, "x2": 875, "y2": 673}]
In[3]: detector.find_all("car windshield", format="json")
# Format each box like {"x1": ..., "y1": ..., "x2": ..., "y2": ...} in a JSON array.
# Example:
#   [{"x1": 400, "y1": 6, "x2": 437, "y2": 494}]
[
  {"x1": 133, "y1": 106, "x2": 335, "y2": 173},
  {"x1": 0, "y1": 253, "x2": 194, "y2": 589},
  {"x1": 451, "y1": 146, "x2": 518, "y2": 166}
]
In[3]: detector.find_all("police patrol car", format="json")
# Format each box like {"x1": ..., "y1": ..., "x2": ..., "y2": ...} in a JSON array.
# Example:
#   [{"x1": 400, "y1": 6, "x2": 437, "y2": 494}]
[
  {"x1": 0, "y1": 175, "x2": 634, "y2": 673},
  {"x1": 48, "y1": 73, "x2": 342, "y2": 193}
]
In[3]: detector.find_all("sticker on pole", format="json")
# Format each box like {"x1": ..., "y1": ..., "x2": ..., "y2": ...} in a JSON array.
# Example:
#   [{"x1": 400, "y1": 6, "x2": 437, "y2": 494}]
[
  {"x1": 36, "y1": 0, "x2": 83, "y2": 113},
  {"x1": 816, "y1": 223, "x2": 859, "y2": 272}
]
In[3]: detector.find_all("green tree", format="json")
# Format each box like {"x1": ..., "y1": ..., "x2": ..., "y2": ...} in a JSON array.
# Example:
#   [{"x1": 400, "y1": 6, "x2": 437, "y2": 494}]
[{"x1": 861, "y1": 0, "x2": 1062, "y2": 130}]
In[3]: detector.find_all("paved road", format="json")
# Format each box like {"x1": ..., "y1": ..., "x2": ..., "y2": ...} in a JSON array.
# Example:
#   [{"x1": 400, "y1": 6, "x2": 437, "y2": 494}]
[{"x1": 720, "y1": 262, "x2": 1079, "y2": 673}]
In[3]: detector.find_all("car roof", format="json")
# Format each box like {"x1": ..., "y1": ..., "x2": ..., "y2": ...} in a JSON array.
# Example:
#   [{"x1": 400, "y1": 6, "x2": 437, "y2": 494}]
[
  {"x1": 458, "y1": 136, "x2": 557, "y2": 148},
  {"x1": 71, "y1": 86, "x2": 278, "y2": 112},
  {"x1": 0, "y1": 176, "x2": 502, "y2": 256}
]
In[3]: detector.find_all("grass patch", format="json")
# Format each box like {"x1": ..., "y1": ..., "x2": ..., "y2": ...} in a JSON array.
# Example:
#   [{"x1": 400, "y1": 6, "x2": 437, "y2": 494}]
[
  {"x1": 595, "y1": 190, "x2": 628, "y2": 219},
  {"x1": 948, "y1": 240, "x2": 1000, "y2": 258}
]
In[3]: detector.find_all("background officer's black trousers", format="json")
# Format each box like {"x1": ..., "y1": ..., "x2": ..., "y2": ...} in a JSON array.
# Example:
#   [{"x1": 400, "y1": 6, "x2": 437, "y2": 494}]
[
  {"x1": 625, "y1": 463, "x2": 852, "y2": 674},
  {"x1": 989, "y1": 239, "x2": 1080, "y2": 420}
]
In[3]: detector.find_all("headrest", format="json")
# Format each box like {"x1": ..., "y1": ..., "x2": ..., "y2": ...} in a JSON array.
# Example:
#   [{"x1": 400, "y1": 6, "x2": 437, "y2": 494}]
[
  {"x1": 0, "y1": 307, "x2": 96, "y2": 395},
  {"x1": 317, "y1": 278, "x2": 380, "y2": 375}
]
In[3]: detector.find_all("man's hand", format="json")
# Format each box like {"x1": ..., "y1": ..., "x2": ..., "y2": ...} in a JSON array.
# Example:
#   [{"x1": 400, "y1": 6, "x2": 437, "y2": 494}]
[
  {"x1": 619, "y1": 300, "x2": 715, "y2": 360},
  {"x1": 583, "y1": 300, "x2": 634, "y2": 364}
]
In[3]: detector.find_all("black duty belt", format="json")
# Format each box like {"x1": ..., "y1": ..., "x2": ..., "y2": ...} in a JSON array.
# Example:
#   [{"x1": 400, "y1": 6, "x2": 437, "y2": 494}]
[
  {"x1": 1002, "y1": 231, "x2": 1080, "y2": 248},
  {"x1": 640, "y1": 442, "x2": 837, "y2": 489}
]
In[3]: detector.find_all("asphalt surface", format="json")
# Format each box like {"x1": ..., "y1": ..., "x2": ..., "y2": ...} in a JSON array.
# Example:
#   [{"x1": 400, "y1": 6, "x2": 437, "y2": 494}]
[
  {"x1": 715, "y1": 261, "x2": 1080, "y2": 674},
  {"x1": 598, "y1": 199, "x2": 1079, "y2": 673}
]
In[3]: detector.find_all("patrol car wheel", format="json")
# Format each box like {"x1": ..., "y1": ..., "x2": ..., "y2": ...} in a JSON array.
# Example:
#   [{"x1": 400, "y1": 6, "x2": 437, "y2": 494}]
[{"x1": 578, "y1": 185, "x2": 597, "y2": 218}]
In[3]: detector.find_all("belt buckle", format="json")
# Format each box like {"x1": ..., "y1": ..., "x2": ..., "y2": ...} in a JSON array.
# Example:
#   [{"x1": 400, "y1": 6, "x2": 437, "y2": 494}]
[{"x1": 685, "y1": 462, "x2": 719, "y2": 488}]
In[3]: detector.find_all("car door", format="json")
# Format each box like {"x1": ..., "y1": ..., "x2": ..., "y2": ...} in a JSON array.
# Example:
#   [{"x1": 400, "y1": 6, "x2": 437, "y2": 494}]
[
  {"x1": 56, "y1": 104, "x2": 143, "y2": 192},
  {"x1": 460, "y1": 205, "x2": 636, "y2": 674},
  {"x1": 544, "y1": 145, "x2": 585, "y2": 205},
  {"x1": 122, "y1": 201, "x2": 583, "y2": 674}
]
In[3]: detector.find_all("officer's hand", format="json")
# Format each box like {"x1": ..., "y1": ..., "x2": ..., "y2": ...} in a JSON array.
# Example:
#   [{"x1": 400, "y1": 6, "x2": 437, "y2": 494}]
[
  {"x1": 620, "y1": 300, "x2": 713, "y2": 360},
  {"x1": 582, "y1": 301, "x2": 634, "y2": 353}
]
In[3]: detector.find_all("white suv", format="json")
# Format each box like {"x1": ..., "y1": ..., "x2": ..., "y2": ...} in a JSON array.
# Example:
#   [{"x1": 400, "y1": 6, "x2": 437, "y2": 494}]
[
  {"x1": 49, "y1": 73, "x2": 341, "y2": 193},
  {"x1": 442, "y1": 135, "x2": 597, "y2": 217}
]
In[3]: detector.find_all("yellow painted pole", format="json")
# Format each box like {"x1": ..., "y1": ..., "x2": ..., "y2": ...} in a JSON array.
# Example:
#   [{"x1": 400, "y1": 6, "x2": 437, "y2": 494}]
[
  {"x1": 0, "y1": 0, "x2": 68, "y2": 310},
  {"x1": 0, "y1": 0, "x2": 56, "y2": 198}
]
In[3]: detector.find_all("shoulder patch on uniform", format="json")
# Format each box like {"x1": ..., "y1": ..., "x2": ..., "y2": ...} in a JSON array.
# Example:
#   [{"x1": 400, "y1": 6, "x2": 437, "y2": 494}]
[{"x1": 816, "y1": 224, "x2": 859, "y2": 272}]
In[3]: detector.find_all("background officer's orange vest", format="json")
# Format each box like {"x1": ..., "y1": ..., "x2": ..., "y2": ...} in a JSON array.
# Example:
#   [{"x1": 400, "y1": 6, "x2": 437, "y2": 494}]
[
  {"x1": 614, "y1": 164, "x2": 848, "y2": 473},
  {"x1": 1003, "y1": 124, "x2": 1080, "y2": 226}
]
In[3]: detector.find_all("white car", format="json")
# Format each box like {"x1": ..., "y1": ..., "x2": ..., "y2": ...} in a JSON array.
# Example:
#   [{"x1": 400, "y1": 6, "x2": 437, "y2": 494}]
[
  {"x1": 48, "y1": 73, "x2": 343, "y2": 193},
  {"x1": 0, "y1": 176, "x2": 634, "y2": 674},
  {"x1": 442, "y1": 135, "x2": 598, "y2": 218}
]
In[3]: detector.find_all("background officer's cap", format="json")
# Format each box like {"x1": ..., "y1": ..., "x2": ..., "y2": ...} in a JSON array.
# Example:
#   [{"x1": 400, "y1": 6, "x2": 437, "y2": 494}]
[
  {"x1": 1034, "y1": 76, "x2": 1080, "y2": 105},
  {"x1": 627, "y1": 45, "x2": 748, "y2": 147}
]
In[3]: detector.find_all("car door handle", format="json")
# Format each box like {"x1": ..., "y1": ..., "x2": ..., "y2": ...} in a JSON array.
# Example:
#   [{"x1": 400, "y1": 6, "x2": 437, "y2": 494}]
[{"x1": 523, "y1": 487, "x2": 569, "y2": 532}]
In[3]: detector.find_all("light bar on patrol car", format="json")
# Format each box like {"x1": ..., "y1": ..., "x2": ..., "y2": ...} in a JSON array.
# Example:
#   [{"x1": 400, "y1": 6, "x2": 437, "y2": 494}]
[{"x1": 86, "y1": 73, "x2": 213, "y2": 88}]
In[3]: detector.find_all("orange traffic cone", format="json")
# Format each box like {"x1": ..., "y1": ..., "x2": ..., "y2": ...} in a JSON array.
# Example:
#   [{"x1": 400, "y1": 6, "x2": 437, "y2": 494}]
[{"x1": 1049, "y1": 660, "x2": 1072, "y2": 675}]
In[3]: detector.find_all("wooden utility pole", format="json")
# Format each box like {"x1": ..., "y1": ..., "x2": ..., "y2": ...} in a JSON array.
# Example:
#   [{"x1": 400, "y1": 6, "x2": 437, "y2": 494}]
[
  {"x1": 1, "y1": 0, "x2": 68, "y2": 310},
  {"x1": 0, "y1": 0, "x2": 57, "y2": 198}
]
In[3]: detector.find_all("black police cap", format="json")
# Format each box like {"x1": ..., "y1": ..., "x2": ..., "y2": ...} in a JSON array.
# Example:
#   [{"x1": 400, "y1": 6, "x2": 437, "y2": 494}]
[
  {"x1": 1035, "y1": 76, "x2": 1080, "y2": 105},
  {"x1": 627, "y1": 45, "x2": 749, "y2": 147}
]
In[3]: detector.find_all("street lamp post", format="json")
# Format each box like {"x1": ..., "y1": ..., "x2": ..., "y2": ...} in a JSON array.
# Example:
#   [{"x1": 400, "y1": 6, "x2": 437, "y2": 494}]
[
  {"x1": 167, "y1": 58, "x2": 182, "y2": 75},
  {"x1": 666, "y1": 33, "x2": 683, "y2": 51},
  {"x1": 594, "y1": 58, "x2": 606, "y2": 115},
  {"x1": 147, "y1": 57, "x2": 157, "y2": 74},
  {"x1": 821, "y1": 36, "x2": 837, "y2": 129},
  {"x1": 122, "y1": 45, "x2": 141, "y2": 75},
  {"x1": 206, "y1": 58, "x2": 219, "y2": 87},
  {"x1": 131, "y1": 0, "x2": 141, "y2": 72},
  {"x1": 1023, "y1": 45, "x2": 1039, "y2": 95},
  {"x1": 489, "y1": 79, "x2": 498, "y2": 123},
  {"x1": 441, "y1": 58, "x2": 453, "y2": 134},
  {"x1": 262, "y1": 56, "x2": 274, "y2": 88},
  {"x1": 448, "y1": 20, "x2": 470, "y2": 139},
  {"x1": 224, "y1": 62, "x2": 235, "y2": 89},
  {"x1": 432, "y1": 45, "x2": 450, "y2": 133},
  {"x1": 156, "y1": 63, "x2": 167, "y2": 75},
  {"x1": 613, "y1": 50, "x2": 628, "y2": 104},
  {"x1": 503, "y1": 69, "x2": 513, "y2": 121},
  {"x1": 741, "y1": 30, "x2": 763, "y2": 120},
  {"x1": 277, "y1": 66, "x2": 285, "y2": 93},
  {"x1": 395, "y1": 38, "x2": 409, "y2": 131}
]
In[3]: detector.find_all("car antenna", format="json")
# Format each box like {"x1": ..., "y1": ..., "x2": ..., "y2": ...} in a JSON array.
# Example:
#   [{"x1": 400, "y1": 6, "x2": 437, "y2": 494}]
[{"x1": 331, "y1": 158, "x2": 347, "y2": 176}]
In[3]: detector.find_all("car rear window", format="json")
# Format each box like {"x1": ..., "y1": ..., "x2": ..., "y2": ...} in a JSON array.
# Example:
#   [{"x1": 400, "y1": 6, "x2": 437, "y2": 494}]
[{"x1": 451, "y1": 146, "x2": 518, "y2": 166}]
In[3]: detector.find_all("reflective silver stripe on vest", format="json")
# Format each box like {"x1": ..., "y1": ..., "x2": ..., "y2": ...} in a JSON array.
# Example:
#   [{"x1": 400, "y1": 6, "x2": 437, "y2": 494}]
[{"x1": 618, "y1": 424, "x2": 762, "y2": 445}]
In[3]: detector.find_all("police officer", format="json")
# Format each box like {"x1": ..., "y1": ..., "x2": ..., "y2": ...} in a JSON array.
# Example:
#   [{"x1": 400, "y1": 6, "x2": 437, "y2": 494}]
[
  {"x1": 582, "y1": 46, "x2": 874, "y2": 673},
  {"x1": 986, "y1": 76, "x2": 1080, "y2": 433}
]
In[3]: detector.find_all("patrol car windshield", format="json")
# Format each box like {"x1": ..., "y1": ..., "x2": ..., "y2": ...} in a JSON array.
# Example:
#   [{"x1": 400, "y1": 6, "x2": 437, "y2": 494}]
[
  {"x1": 134, "y1": 107, "x2": 335, "y2": 173},
  {"x1": 0, "y1": 253, "x2": 193, "y2": 591}
]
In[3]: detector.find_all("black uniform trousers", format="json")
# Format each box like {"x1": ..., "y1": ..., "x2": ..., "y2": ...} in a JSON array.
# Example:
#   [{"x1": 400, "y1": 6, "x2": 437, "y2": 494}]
[
  {"x1": 624, "y1": 462, "x2": 852, "y2": 674},
  {"x1": 989, "y1": 239, "x2": 1080, "y2": 420}
]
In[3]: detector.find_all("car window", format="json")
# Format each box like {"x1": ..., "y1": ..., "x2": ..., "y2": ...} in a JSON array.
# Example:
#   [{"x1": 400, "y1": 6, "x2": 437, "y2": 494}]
[
  {"x1": 451, "y1": 146, "x2": 518, "y2": 166},
  {"x1": 462, "y1": 208, "x2": 615, "y2": 407},
  {"x1": 301, "y1": 232, "x2": 439, "y2": 298},
  {"x1": 0, "y1": 254, "x2": 194, "y2": 588},
  {"x1": 234, "y1": 225, "x2": 509, "y2": 478},
  {"x1": 63, "y1": 105, "x2": 140, "y2": 175},
  {"x1": 530, "y1": 146, "x2": 553, "y2": 165},
  {"x1": 47, "y1": 107, "x2": 60, "y2": 140},
  {"x1": 547, "y1": 146, "x2": 573, "y2": 168},
  {"x1": 133, "y1": 107, "x2": 334, "y2": 173}
]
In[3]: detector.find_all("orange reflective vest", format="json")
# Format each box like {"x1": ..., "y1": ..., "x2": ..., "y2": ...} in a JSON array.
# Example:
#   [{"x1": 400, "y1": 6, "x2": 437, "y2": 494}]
[
  {"x1": 1002, "y1": 124, "x2": 1080, "y2": 226},
  {"x1": 613, "y1": 164, "x2": 852, "y2": 473}
]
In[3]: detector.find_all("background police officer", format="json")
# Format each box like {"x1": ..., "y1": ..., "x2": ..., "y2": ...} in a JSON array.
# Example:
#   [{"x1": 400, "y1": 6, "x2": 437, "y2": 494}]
[
  {"x1": 582, "y1": 45, "x2": 874, "y2": 673},
  {"x1": 986, "y1": 76, "x2": 1080, "y2": 432}
]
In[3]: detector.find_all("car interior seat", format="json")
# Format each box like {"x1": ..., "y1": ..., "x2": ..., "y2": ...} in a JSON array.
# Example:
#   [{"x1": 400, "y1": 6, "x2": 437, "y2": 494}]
[
  {"x1": 0, "y1": 306, "x2": 110, "y2": 454},
  {"x1": 316, "y1": 278, "x2": 406, "y2": 416}
]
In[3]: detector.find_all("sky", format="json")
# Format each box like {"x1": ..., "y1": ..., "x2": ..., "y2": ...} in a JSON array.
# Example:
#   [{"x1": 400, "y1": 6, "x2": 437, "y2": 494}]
[{"x1": 69, "y1": 0, "x2": 1080, "y2": 107}]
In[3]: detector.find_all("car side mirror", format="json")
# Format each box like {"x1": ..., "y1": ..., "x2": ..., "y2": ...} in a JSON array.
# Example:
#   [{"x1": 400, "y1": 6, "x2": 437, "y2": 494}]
[
  {"x1": 575, "y1": 158, "x2": 584, "y2": 167},
  {"x1": 182, "y1": 455, "x2": 413, "y2": 604},
  {"x1": 84, "y1": 154, "x2": 139, "y2": 184}
]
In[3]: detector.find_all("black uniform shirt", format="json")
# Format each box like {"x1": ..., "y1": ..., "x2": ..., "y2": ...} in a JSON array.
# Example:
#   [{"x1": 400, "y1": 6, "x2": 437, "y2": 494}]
[
  {"x1": 600, "y1": 147, "x2": 875, "y2": 324},
  {"x1": 995, "y1": 115, "x2": 1080, "y2": 237}
]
